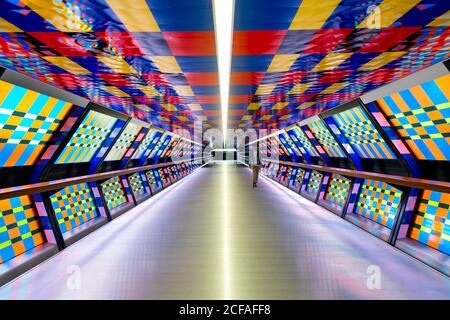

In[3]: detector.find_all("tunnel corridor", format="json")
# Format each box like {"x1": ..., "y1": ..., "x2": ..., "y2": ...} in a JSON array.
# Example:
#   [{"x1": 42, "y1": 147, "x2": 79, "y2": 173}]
[{"x1": 1, "y1": 163, "x2": 448, "y2": 300}]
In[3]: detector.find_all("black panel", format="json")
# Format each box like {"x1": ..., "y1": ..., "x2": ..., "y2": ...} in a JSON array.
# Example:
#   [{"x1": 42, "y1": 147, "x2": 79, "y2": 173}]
[{"x1": 417, "y1": 160, "x2": 450, "y2": 182}]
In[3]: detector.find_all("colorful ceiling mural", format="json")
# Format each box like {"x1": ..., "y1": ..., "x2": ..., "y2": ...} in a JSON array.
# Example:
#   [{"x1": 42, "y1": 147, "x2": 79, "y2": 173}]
[
  {"x1": 0, "y1": 0, "x2": 448, "y2": 134},
  {"x1": 0, "y1": 0, "x2": 220, "y2": 132},
  {"x1": 230, "y1": 0, "x2": 450, "y2": 130}
]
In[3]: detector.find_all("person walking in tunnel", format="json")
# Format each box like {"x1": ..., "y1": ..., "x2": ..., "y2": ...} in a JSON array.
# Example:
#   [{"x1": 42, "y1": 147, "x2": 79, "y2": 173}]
[
  {"x1": 252, "y1": 161, "x2": 261, "y2": 188},
  {"x1": 251, "y1": 144, "x2": 262, "y2": 188}
]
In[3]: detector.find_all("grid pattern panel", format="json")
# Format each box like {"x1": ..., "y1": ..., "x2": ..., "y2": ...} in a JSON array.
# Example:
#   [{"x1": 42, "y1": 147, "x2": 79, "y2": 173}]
[
  {"x1": 105, "y1": 122, "x2": 140, "y2": 161},
  {"x1": 355, "y1": 179, "x2": 402, "y2": 229},
  {"x1": 128, "y1": 172, "x2": 146, "y2": 198},
  {"x1": 131, "y1": 129, "x2": 157, "y2": 160},
  {"x1": 377, "y1": 74, "x2": 450, "y2": 161},
  {"x1": 332, "y1": 106, "x2": 397, "y2": 159},
  {"x1": 56, "y1": 110, "x2": 117, "y2": 164},
  {"x1": 290, "y1": 167, "x2": 305, "y2": 189},
  {"x1": 101, "y1": 176, "x2": 127, "y2": 211},
  {"x1": 308, "y1": 119, "x2": 346, "y2": 158},
  {"x1": 292, "y1": 127, "x2": 319, "y2": 157},
  {"x1": 50, "y1": 183, "x2": 99, "y2": 234},
  {"x1": 0, "y1": 196, "x2": 45, "y2": 264},
  {"x1": 305, "y1": 170, "x2": 323, "y2": 198},
  {"x1": 0, "y1": 80, "x2": 72, "y2": 167},
  {"x1": 325, "y1": 173, "x2": 351, "y2": 208},
  {"x1": 410, "y1": 190, "x2": 449, "y2": 255}
]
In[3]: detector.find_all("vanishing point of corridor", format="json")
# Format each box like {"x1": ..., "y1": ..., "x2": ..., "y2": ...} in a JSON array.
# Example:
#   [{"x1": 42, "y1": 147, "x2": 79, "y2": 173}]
[{"x1": 1, "y1": 163, "x2": 448, "y2": 300}]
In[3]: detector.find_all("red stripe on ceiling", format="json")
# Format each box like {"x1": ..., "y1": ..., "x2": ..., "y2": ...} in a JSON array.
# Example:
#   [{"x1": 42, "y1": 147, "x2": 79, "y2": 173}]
[
  {"x1": 279, "y1": 71, "x2": 307, "y2": 84},
  {"x1": 230, "y1": 72, "x2": 265, "y2": 85},
  {"x1": 163, "y1": 31, "x2": 217, "y2": 56},
  {"x1": 196, "y1": 95, "x2": 220, "y2": 104},
  {"x1": 184, "y1": 72, "x2": 219, "y2": 86},
  {"x1": 96, "y1": 32, "x2": 147, "y2": 56},
  {"x1": 229, "y1": 95, "x2": 252, "y2": 103},
  {"x1": 28, "y1": 32, "x2": 94, "y2": 57},
  {"x1": 232, "y1": 30, "x2": 287, "y2": 55},
  {"x1": 228, "y1": 109, "x2": 246, "y2": 116},
  {"x1": 302, "y1": 29, "x2": 353, "y2": 54}
]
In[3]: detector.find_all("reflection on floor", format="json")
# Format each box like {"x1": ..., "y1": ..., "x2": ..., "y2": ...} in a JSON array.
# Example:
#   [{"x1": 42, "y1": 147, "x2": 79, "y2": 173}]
[{"x1": 0, "y1": 163, "x2": 449, "y2": 299}]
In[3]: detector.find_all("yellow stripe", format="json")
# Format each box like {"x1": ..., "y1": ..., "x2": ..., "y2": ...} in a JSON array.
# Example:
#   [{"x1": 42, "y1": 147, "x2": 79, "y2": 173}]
[
  {"x1": 0, "y1": 81, "x2": 14, "y2": 105},
  {"x1": 43, "y1": 56, "x2": 91, "y2": 74},
  {"x1": 177, "y1": 116, "x2": 189, "y2": 121},
  {"x1": 105, "y1": 0, "x2": 159, "y2": 32},
  {"x1": 151, "y1": 56, "x2": 182, "y2": 73},
  {"x1": 0, "y1": 17, "x2": 22, "y2": 32},
  {"x1": 174, "y1": 86, "x2": 195, "y2": 96},
  {"x1": 13, "y1": 90, "x2": 37, "y2": 114},
  {"x1": 101, "y1": 86, "x2": 130, "y2": 97},
  {"x1": 138, "y1": 85, "x2": 160, "y2": 97},
  {"x1": 255, "y1": 84, "x2": 276, "y2": 95},
  {"x1": 280, "y1": 114, "x2": 292, "y2": 120},
  {"x1": 272, "y1": 102, "x2": 288, "y2": 110},
  {"x1": 242, "y1": 115, "x2": 253, "y2": 120},
  {"x1": 297, "y1": 102, "x2": 316, "y2": 110},
  {"x1": 358, "y1": 52, "x2": 406, "y2": 70},
  {"x1": 321, "y1": 82, "x2": 349, "y2": 94},
  {"x1": 188, "y1": 103, "x2": 202, "y2": 111},
  {"x1": 289, "y1": 83, "x2": 312, "y2": 94},
  {"x1": 261, "y1": 115, "x2": 272, "y2": 120},
  {"x1": 267, "y1": 54, "x2": 299, "y2": 72},
  {"x1": 40, "y1": 97, "x2": 59, "y2": 117},
  {"x1": 22, "y1": 0, "x2": 92, "y2": 32},
  {"x1": 247, "y1": 103, "x2": 261, "y2": 110},
  {"x1": 358, "y1": 0, "x2": 421, "y2": 28},
  {"x1": 313, "y1": 53, "x2": 352, "y2": 71},
  {"x1": 290, "y1": 0, "x2": 341, "y2": 30},
  {"x1": 162, "y1": 104, "x2": 177, "y2": 112},
  {"x1": 427, "y1": 10, "x2": 450, "y2": 27},
  {"x1": 97, "y1": 56, "x2": 138, "y2": 74}
]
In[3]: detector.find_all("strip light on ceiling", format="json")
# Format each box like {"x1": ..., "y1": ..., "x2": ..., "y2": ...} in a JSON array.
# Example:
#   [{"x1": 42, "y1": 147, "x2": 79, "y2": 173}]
[{"x1": 213, "y1": 0, "x2": 234, "y2": 143}]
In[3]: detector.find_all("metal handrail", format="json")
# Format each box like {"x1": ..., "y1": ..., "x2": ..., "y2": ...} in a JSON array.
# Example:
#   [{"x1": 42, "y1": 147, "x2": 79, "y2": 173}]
[
  {"x1": 264, "y1": 159, "x2": 450, "y2": 193},
  {"x1": 0, "y1": 157, "x2": 206, "y2": 200}
]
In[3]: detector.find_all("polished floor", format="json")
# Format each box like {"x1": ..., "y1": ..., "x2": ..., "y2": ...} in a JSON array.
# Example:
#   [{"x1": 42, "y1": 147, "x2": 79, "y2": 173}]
[{"x1": 0, "y1": 163, "x2": 449, "y2": 299}]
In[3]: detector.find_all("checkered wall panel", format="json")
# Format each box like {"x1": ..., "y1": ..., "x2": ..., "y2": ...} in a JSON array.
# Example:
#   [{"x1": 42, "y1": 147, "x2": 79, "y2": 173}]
[
  {"x1": 56, "y1": 110, "x2": 117, "y2": 164},
  {"x1": 146, "y1": 169, "x2": 163, "y2": 192},
  {"x1": 131, "y1": 129, "x2": 157, "y2": 160},
  {"x1": 355, "y1": 179, "x2": 403, "y2": 229},
  {"x1": 332, "y1": 105, "x2": 397, "y2": 160},
  {"x1": 290, "y1": 126, "x2": 319, "y2": 157},
  {"x1": 377, "y1": 73, "x2": 450, "y2": 161},
  {"x1": 100, "y1": 176, "x2": 127, "y2": 211},
  {"x1": 0, "y1": 196, "x2": 45, "y2": 264},
  {"x1": 324, "y1": 173, "x2": 351, "y2": 208},
  {"x1": 279, "y1": 132, "x2": 301, "y2": 159},
  {"x1": 305, "y1": 170, "x2": 323, "y2": 198},
  {"x1": 289, "y1": 167, "x2": 305, "y2": 190},
  {"x1": 308, "y1": 118, "x2": 346, "y2": 158},
  {"x1": 0, "y1": 80, "x2": 72, "y2": 167},
  {"x1": 105, "y1": 122, "x2": 140, "y2": 161},
  {"x1": 409, "y1": 190, "x2": 449, "y2": 255},
  {"x1": 50, "y1": 183, "x2": 99, "y2": 234},
  {"x1": 128, "y1": 172, "x2": 146, "y2": 198}
]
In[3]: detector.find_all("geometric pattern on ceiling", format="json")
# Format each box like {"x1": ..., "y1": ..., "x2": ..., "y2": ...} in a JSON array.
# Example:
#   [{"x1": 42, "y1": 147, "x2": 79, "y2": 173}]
[
  {"x1": 0, "y1": 0, "x2": 219, "y2": 132},
  {"x1": 0, "y1": 0, "x2": 449, "y2": 134},
  {"x1": 230, "y1": 0, "x2": 450, "y2": 130}
]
